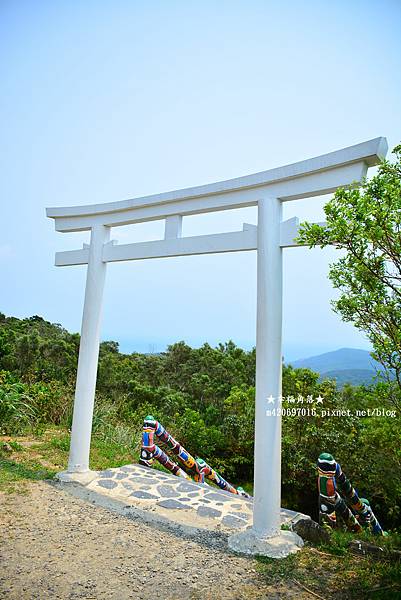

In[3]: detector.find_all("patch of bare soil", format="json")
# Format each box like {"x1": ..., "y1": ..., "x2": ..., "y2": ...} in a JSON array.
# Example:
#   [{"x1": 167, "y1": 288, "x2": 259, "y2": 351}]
[{"x1": 0, "y1": 482, "x2": 309, "y2": 599}]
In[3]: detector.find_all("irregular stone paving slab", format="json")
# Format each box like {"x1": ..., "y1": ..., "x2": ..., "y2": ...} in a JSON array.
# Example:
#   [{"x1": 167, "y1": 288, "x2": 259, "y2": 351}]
[
  {"x1": 176, "y1": 482, "x2": 200, "y2": 493},
  {"x1": 130, "y1": 490, "x2": 158, "y2": 500},
  {"x1": 234, "y1": 511, "x2": 252, "y2": 519},
  {"x1": 99, "y1": 470, "x2": 116, "y2": 478},
  {"x1": 157, "y1": 499, "x2": 188, "y2": 510},
  {"x1": 281, "y1": 508, "x2": 300, "y2": 519},
  {"x1": 97, "y1": 479, "x2": 117, "y2": 489},
  {"x1": 227, "y1": 512, "x2": 251, "y2": 521},
  {"x1": 128, "y1": 476, "x2": 159, "y2": 485},
  {"x1": 84, "y1": 462, "x2": 310, "y2": 535},
  {"x1": 204, "y1": 492, "x2": 232, "y2": 502},
  {"x1": 157, "y1": 485, "x2": 180, "y2": 498},
  {"x1": 197, "y1": 506, "x2": 222, "y2": 519},
  {"x1": 222, "y1": 515, "x2": 248, "y2": 528}
]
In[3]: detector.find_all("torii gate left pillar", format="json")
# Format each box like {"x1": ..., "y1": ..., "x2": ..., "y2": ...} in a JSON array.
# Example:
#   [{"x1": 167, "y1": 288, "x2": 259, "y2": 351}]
[
  {"x1": 68, "y1": 224, "x2": 110, "y2": 472},
  {"x1": 47, "y1": 137, "x2": 387, "y2": 557}
]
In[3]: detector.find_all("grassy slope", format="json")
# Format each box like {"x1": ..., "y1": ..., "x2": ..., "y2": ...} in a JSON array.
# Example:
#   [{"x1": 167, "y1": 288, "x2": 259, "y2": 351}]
[
  {"x1": 257, "y1": 543, "x2": 401, "y2": 600},
  {"x1": 1, "y1": 428, "x2": 400, "y2": 600},
  {"x1": 0, "y1": 426, "x2": 137, "y2": 493}
]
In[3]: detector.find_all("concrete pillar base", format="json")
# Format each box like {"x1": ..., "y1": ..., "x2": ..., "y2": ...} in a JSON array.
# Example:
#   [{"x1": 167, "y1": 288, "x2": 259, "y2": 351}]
[
  {"x1": 228, "y1": 528, "x2": 303, "y2": 558},
  {"x1": 56, "y1": 470, "x2": 99, "y2": 485}
]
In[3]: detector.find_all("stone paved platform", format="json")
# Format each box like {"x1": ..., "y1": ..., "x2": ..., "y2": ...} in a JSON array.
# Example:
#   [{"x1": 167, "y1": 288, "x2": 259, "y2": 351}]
[{"x1": 76, "y1": 463, "x2": 309, "y2": 533}]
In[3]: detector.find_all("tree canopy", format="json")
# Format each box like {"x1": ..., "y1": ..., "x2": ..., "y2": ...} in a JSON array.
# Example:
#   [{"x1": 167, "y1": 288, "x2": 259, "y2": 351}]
[
  {"x1": 0, "y1": 313, "x2": 400, "y2": 528},
  {"x1": 298, "y1": 144, "x2": 401, "y2": 403}
]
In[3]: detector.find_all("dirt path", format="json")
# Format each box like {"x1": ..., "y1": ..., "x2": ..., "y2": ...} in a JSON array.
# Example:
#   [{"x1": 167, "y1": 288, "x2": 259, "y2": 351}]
[{"x1": 0, "y1": 481, "x2": 308, "y2": 599}]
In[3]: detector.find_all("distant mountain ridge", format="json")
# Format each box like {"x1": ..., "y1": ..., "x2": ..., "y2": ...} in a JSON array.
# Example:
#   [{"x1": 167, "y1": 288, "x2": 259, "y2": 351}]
[{"x1": 289, "y1": 348, "x2": 385, "y2": 386}]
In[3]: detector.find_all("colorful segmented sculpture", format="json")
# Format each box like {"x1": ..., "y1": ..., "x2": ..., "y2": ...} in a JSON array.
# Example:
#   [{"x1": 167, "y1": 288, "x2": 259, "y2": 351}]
[
  {"x1": 139, "y1": 415, "x2": 250, "y2": 498},
  {"x1": 317, "y1": 452, "x2": 384, "y2": 535}
]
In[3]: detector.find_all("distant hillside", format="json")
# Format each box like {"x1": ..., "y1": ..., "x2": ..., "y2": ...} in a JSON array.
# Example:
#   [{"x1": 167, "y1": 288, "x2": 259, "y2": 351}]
[
  {"x1": 321, "y1": 369, "x2": 379, "y2": 387},
  {"x1": 291, "y1": 348, "x2": 381, "y2": 372},
  {"x1": 290, "y1": 348, "x2": 386, "y2": 387}
]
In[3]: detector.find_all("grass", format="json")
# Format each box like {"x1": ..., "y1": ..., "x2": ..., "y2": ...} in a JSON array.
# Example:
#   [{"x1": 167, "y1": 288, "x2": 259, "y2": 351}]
[
  {"x1": 0, "y1": 424, "x2": 228, "y2": 488},
  {"x1": 256, "y1": 529, "x2": 401, "y2": 600},
  {"x1": 0, "y1": 425, "x2": 139, "y2": 493},
  {"x1": 0, "y1": 456, "x2": 58, "y2": 493},
  {"x1": 323, "y1": 529, "x2": 401, "y2": 554}
]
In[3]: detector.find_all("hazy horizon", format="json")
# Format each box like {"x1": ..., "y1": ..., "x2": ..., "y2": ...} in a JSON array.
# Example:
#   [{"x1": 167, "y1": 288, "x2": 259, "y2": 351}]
[{"x1": 1, "y1": 307, "x2": 374, "y2": 363}]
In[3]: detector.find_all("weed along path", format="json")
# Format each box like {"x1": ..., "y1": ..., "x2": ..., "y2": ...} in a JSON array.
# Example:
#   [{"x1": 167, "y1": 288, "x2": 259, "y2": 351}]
[{"x1": 0, "y1": 481, "x2": 305, "y2": 600}]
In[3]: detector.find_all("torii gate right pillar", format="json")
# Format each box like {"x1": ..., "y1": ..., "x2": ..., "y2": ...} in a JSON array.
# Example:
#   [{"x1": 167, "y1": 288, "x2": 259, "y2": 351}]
[
  {"x1": 228, "y1": 196, "x2": 303, "y2": 556},
  {"x1": 254, "y1": 196, "x2": 283, "y2": 538}
]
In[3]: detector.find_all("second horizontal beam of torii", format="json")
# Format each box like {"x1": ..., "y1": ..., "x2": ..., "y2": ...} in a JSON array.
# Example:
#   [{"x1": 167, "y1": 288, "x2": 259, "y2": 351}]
[{"x1": 54, "y1": 217, "x2": 326, "y2": 267}]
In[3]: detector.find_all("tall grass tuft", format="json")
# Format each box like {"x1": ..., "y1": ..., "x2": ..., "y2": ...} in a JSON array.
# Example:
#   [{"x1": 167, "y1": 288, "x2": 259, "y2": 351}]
[{"x1": 0, "y1": 384, "x2": 38, "y2": 434}]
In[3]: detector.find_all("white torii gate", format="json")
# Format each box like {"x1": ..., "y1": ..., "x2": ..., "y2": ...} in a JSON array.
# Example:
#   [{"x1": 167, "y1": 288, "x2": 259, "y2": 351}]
[{"x1": 47, "y1": 137, "x2": 387, "y2": 556}]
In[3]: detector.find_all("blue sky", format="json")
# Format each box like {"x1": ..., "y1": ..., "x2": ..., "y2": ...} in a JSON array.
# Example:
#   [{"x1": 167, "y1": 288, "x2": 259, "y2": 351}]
[{"x1": 1, "y1": 1, "x2": 400, "y2": 360}]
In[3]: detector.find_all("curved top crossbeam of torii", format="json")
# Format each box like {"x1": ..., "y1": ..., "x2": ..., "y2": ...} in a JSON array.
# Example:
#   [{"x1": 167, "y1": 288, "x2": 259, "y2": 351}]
[
  {"x1": 48, "y1": 135, "x2": 386, "y2": 232},
  {"x1": 46, "y1": 136, "x2": 387, "y2": 556}
]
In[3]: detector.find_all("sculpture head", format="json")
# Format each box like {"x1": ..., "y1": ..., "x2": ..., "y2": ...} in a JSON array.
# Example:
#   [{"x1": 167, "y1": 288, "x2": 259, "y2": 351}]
[
  {"x1": 317, "y1": 452, "x2": 337, "y2": 477},
  {"x1": 143, "y1": 415, "x2": 156, "y2": 428}
]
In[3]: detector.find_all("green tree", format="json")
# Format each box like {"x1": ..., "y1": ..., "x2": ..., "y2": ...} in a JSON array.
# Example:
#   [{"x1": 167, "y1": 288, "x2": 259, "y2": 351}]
[{"x1": 298, "y1": 144, "x2": 401, "y2": 404}]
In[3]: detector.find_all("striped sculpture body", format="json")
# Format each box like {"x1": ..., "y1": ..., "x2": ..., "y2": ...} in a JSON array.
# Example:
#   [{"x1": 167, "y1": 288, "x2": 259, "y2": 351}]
[
  {"x1": 140, "y1": 416, "x2": 190, "y2": 480},
  {"x1": 195, "y1": 457, "x2": 240, "y2": 495},
  {"x1": 317, "y1": 453, "x2": 384, "y2": 535},
  {"x1": 139, "y1": 415, "x2": 249, "y2": 497}
]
